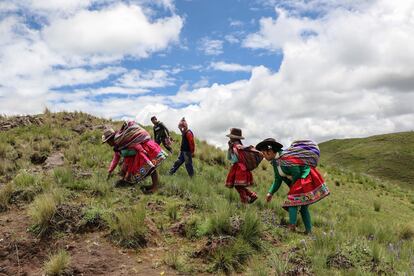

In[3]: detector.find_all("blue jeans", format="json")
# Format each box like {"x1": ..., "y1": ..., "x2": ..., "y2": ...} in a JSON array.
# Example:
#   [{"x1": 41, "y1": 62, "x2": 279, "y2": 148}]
[{"x1": 169, "y1": 151, "x2": 194, "y2": 177}]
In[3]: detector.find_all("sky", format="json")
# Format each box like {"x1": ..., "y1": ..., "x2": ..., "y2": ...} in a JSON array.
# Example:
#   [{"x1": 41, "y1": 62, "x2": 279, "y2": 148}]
[{"x1": 1, "y1": 0, "x2": 414, "y2": 148}]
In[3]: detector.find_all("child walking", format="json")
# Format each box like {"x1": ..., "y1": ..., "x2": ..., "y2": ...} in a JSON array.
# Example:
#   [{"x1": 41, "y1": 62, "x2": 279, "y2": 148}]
[
  {"x1": 225, "y1": 128, "x2": 257, "y2": 204},
  {"x1": 256, "y1": 138, "x2": 329, "y2": 234}
]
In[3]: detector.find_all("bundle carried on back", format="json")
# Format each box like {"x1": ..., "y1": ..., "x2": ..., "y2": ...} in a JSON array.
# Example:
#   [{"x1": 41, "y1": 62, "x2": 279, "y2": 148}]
[
  {"x1": 114, "y1": 121, "x2": 151, "y2": 151},
  {"x1": 239, "y1": 145, "x2": 264, "y2": 171},
  {"x1": 276, "y1": 140, "x2": 320, "y2": 167}
]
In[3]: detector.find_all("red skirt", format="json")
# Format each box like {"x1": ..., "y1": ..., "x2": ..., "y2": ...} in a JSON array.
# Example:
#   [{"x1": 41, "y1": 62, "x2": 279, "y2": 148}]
[
  {"x1": 124, "y1": 140, "x2": 167, "y2": 182},
  {"x1": 225, "y1": 163, "x2": 253, "y2": 188},
  {"x1": 283, "y1": 167, "x2": 329, "y2": 209}
]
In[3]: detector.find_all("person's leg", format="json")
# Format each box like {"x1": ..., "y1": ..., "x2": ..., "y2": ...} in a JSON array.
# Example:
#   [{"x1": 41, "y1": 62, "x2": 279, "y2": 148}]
[
  {"x1": 288, "y1": 206, "x2": 298, "y2": 231},
  {"x1": 148, "y1": 170, "x2": 159, "y2": 193},
  {"x1": 169, "y1": 152, "x2": 184, "y2": 175},
  {"x1": 245, "y1": 188, "x2": 257, "y2": 203},
  {"x1": 183, "y1": 152, "x2": 194, "y2": 177},
  {"x1": 300, "y1": 205, "x2": 312, "y2": 234},
  {"x1": 235, "y1": 186, "x2": 248, "y2": 204}
]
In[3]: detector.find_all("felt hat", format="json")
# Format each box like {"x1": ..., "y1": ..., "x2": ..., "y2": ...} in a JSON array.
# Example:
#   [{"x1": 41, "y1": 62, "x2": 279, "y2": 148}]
[
  {"x1": 226, "y1": 128, "x2": 245, "y2": 140},
  {"x1": 255, "y1": 138, "x2": 283, "y2": 151},
  {"x1": 101, "y1": 127, "x2": 115, "y2": 143}
]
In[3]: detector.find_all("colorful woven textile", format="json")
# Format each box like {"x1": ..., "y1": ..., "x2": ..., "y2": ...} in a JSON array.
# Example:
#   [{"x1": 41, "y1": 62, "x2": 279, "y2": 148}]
[
  {"x1": 114, "y1": 121, "x2": 151, "y2": 150},
  {"x1": 277, "y1": 140, "x2": 320, "y2": 167}
]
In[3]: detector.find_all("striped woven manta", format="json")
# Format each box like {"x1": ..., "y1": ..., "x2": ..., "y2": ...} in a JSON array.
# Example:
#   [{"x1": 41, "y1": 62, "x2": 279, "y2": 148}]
[
  {"x1": 114, "y1": 121, "x2": 151, "y2": 151},
  {"x1": 276, "y1": 140, "x2": 320, "y2": 167}
]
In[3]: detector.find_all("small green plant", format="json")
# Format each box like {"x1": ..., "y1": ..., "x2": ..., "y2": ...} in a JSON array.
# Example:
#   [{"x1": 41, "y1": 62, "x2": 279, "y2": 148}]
[
  {"x1": 240, "y1": 210, "x2": 262, "y2": 249},
  {"x1": 373, "y1": 200, "x2": 381, "y2": 212},
  {"x1": 167, "y1": 202, "x2": 179, "y2": 221},
  {"x1": 28, "y1": 192, "x2": 60, "y2": 235},
  {"x1": 43, "y1": 250, "x2": 70, "y2": 275},
  {"x1": 107, "y1": 204, "x2": 147, "y2": 248},
  {"x1": 0, "y1": 183, "x2": 13, "y2": 211},
  {"x1": 211, "y1": 238, "x2": 254, "y2": 273},
  {"x1": 398, "y1": 223, "x2": 414, "y2": 240},
  {"x1": 53, "y1": 167, "x2": 74, "y2": 187},
  {"x1": 164, "y1": 251, "x2": 188, "y2": 272},
  {"x1": 13, "y1": 171, "x2": 39, "y2": 188}
]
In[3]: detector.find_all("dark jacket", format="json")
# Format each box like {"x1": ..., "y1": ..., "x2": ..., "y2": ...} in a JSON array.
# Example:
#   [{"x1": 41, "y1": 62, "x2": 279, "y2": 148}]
[
  {"x1": 153, "y1": 122, "x2": 170, "y2": 143},
  {"x1": 180, "y1": 130, "x2": 195, "y2": 153}
]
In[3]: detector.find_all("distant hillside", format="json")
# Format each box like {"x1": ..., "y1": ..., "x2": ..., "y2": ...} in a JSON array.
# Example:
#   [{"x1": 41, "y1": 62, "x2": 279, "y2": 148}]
[{"x1": 319, "y1": 131, "x2": 414, "y2": 188}]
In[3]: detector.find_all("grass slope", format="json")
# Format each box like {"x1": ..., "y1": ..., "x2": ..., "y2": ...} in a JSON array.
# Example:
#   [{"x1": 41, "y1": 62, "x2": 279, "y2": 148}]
[
  {"x1": 319, "y1": 131, "x2": 414, "y2": 188},
  {"x1": 0, "y1": 111, "x2": 413, "y2": 275}
]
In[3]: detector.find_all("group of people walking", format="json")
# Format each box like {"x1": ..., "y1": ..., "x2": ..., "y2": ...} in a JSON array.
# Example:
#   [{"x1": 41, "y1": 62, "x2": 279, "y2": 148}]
[{"x1": 102, "y1": 120, "x2": 329, "y2": 234}]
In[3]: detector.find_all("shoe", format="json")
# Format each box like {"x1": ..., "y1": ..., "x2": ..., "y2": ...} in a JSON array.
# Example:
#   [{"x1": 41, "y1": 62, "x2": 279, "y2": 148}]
[{"x1": 248, "y1": 194, "x2": 258, "y2": 204}]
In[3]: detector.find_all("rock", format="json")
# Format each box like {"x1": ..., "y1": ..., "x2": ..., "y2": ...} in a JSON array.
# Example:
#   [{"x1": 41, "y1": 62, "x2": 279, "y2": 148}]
[
  {"x1": 72, "y1": 125, "x2": 86, "y2": 134},
  {"x1": 30, "y1": 152, "x2": 48, "y2": 165},
  {"x1": 43, "y1": 152, "x2": 64, "y2": 169}
]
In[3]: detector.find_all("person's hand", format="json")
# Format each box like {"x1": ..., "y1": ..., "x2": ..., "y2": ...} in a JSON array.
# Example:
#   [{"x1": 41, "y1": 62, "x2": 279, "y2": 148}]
[
  {"x1": 191, "y1": 152, "x2": 195, "y2": 158},
  {"x1": 266, "y1": 193, "x2": 273, "y2": 203}
]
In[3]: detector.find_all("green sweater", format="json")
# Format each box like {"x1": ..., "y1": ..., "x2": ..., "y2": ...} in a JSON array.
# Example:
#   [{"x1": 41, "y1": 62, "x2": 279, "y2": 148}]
[{"x1": 268, "y1": 158, "x2": 311, "y2": 195}]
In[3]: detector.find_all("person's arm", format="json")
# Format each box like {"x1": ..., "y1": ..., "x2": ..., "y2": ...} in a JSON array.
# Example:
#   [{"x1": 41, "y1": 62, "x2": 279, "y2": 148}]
[
  {"x1": 266, "y1": 164, "x2": 283, "y2": 202},
  {"x1": 108, "y1": 152, "x2": 121, "y2": 173},
  {"x1": 186, "y1": 131, "x2": 195, "y2": 154},
  {"x1": 161, "y1": 123, "x2": 170, "y2": 137}
]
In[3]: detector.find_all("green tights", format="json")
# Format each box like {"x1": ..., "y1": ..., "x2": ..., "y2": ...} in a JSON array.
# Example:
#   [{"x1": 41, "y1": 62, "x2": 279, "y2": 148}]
[{"x1": 288, "y1": 205, "x2": 312, "y2": 233}]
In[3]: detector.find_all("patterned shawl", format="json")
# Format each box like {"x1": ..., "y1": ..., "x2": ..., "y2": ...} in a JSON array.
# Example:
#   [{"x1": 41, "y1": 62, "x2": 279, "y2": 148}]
[
  {"x1": 276, "y1": 140, "x2": 320, "y2": 167},
  {"x1": 113, "y1": 121, "x2": 151, "y2": 151}
]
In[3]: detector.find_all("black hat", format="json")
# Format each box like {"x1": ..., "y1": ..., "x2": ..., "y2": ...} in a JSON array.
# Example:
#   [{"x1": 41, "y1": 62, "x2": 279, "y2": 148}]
[
  {"x1": 226, "y1": 128, "x2": 245, "y2": 139},
  {"x1": 255, "y1": 138, "x2": 283, "y2": 151}
]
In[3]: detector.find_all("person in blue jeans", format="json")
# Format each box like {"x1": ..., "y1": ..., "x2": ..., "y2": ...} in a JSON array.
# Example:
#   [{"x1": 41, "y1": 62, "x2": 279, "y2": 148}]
[{"x1": 169, "y1": 118, "x2": 195, "y2": 177}]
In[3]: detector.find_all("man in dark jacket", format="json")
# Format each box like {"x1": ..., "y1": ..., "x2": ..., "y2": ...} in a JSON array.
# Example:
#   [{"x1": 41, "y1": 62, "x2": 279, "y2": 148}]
[
  {"x1": 151, "y1": 116, "x2": 173, "y2": 153},
  {"x1": 169, "y1": 117, "x2": 195, "y2": 177}
]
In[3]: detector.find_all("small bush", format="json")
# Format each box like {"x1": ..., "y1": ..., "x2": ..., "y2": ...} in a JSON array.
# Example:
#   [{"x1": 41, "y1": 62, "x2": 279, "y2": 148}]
[
  {"x1": 107, "y1": 205, "x2": 147, "y2": 248},
  {"x1": 43, "y1": 250, "x2": 71, "y2": 276},
  {"x1": 0, "y1": 183, "x2": 13, "y2": 211}
]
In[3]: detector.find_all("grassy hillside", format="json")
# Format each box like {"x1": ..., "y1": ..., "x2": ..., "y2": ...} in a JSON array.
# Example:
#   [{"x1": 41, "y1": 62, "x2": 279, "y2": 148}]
[
  {"x1": 319, "y1": 132, "x2": 414, "y2": 188},
  {"x1": 0, "y1": 112, "x2": 414, "y2": 275}
]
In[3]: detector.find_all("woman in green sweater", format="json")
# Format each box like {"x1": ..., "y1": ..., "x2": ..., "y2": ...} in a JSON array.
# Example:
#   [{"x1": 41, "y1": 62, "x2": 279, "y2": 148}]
[{"x1": 256, "y1": 138, "x2": 329, "y2": 234}]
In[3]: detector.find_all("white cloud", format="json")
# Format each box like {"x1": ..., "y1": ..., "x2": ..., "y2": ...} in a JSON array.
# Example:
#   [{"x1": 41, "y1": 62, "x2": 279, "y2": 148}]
[
  {"x1": 42, "y1": 4, "x2": 183, "y2": 59},
  {"x1": 198, "y1": 37, "x2": 223, "y2": 56},
  {"x1": 224, "y1": 34, "x2": 240, "y2": 44},
  {"x1": 116, "y1": 69, "x2": 175, "y2": 89},
  {"x1": 229, "y1": 19, "x2": 244, "y2": 27},
  {"x1": 210, "y1": 62, "x2": 253, "y2": 72}
]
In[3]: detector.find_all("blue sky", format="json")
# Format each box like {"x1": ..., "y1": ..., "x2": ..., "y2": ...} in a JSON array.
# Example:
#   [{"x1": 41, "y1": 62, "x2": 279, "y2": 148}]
[{"x1": 1, "y1": 0, "x2": 414, "y2": 147}]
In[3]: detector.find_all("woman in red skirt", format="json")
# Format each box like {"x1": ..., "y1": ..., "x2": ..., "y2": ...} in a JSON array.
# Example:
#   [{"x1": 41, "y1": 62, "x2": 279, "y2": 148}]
[
  {"x1": 103, "y1": 122, "x2": 167, "y2": 193},
  {"x1": 225, "y1": 128, "x2": 257, "y2": 204},
  {"x1": 256, "y1": 138, "x2": 329, "y2": 234}
]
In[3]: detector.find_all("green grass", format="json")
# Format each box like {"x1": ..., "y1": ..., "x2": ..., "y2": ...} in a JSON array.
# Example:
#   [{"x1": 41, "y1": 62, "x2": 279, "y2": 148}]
[
  {"x1": 1, "y1": 112, "x2": 414, "y2": 274},
  {"x1": 43, "y1": 250, "x2": 71, "y2": 275},
  {"x1": 319, "y1": 131, "x2": 414, "y2": 188}
]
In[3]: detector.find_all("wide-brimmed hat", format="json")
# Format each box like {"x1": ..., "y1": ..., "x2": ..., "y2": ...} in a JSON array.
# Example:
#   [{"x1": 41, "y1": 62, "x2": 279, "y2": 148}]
[
  {"x1": 226, "y1": 128, "x2": 245, "y2": 140},
  {"x1": 255, "y1": 138, "x2": 283, "y2": 151},
  {"x1": 101, "y1": 127, "x2": 115, "y2": 143}
]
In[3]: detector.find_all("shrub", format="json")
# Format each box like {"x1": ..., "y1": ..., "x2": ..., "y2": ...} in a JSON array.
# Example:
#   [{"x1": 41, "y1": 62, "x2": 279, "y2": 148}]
[
  {"x1": 107, "y1": 204, "x2": 147, "y2": 248},
  {"x1": 0, "y1": 183, "x2": 13, "y2": 211},
  {"x1": 43, "y1": 250, "x2": 71, "y2": 276}
]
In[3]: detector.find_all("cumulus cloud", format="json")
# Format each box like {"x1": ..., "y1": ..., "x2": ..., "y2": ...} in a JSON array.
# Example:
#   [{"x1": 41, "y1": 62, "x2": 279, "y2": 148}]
[
  {"x1": 42, "y1": 4, "x2": 183, "y2": 59},
  {"x1": 116, "y1": 69, "x2": 175, "y2": 89},
  {"x1": 210, "y1": 61, "x2": 253, "y2": 72},
  {"x1": 198, "y1": 37, "x2": 224, "y2": 56}
]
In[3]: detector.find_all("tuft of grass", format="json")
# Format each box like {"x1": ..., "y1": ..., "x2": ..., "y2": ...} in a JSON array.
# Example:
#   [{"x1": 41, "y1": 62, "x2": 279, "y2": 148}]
[
  {"x1": 43, "y1": 250, "x2": 71, "y2": 276},
  {"x1": 373, "y1": 200, "x2": 381, "y2": 212},
  {"x1": 28, "y1": 192, "x2": 62, "y2": 235},
  {"x1": 210, "y1": 238, "x2": 254, "y2": 273},
  {"x1": 398, "y1": 223, "x2": 414, "y2": 240},
  {"x1": 197, "y1": 200, "x2": 235, "y2": 236},
  {"x1": 164, "y1": 251, "x2": 188, "y2": 272},
  {"x1": 53, "y1": 167, "x2": 74, "y2": 187},
  {"x1": 166, "y1": 202, "x2": 179, "y2": 221},
  {"x1": 106, "y1": 204, "x2": 147, "y2": 248},
  {"x1": 240, "y1": 210, "x2": 262, "y2": 249},
  {"x1": 0, "y1": 183, "x2": 13, "y2": 211},
  {"x1": 13, "y1": 171, "x2": 39, "y2": 188}
]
